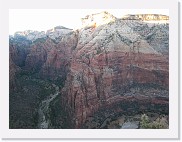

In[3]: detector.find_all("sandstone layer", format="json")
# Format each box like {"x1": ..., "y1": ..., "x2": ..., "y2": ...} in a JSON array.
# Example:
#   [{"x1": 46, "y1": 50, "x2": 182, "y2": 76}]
[{"x1": 61, "y1": 13, "x2": 169, "y2": 128}]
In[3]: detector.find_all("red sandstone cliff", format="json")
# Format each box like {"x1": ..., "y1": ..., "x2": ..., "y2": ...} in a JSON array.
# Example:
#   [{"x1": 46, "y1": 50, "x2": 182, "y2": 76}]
[
  {"x1": 61, "y1": 12, "x2": 169, "y2": 128},
  {"x1": 24, "y1": 28, "x2": 78, "y2": 83}
]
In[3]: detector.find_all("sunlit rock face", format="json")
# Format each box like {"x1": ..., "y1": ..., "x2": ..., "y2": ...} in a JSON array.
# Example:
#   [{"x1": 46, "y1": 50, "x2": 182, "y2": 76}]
[
  {"x1": 46, "y1": 26, "x2": 74, "y2": 40},
  {"x1": 9, "y1": 12, "x2": 169, "y2": 129},
  {"x1": 122, "y1": 14, "x2": 169, "y2": 20},
  {"x1": 122, "y1": 14, "x2": 169, "y2": 23},
  {"x1": 81, "y1": 11, "x2": 116, "y2": 28},
  {"x1": 14, "y1": 30, "x2": 46, "y2": 41}
]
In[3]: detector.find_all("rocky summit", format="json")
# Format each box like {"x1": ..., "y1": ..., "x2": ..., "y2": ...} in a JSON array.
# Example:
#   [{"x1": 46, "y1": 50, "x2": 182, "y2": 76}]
[{"x1": 9, "y1": 11, "x2": 169, "y2": 129}]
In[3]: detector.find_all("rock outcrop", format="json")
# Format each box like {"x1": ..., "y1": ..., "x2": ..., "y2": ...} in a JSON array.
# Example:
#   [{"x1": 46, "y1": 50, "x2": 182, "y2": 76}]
[
  {"x1": 25, "y1": 28, "x2": 78, "y2": 83},
  {"x1": 122, "y1": 14, "x2": 169, "y2": 22},
  {"x1": 60, "y1": 12, "x2": 169, "y2": 128},
  {"x1": 10, "y1": 27, "x2": 78, "y2": 83}
]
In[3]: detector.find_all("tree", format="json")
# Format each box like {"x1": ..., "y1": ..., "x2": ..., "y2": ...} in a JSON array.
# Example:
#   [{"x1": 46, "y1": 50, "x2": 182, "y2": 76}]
[{"x1": 140, "y1": 114, "x2": 149, "y2": 128}]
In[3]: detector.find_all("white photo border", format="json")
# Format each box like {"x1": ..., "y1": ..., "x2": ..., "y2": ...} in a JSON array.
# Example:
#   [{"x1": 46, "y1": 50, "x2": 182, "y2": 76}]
[{"x1": 0, "y1": 0, "x2": 179, "y2": 139}]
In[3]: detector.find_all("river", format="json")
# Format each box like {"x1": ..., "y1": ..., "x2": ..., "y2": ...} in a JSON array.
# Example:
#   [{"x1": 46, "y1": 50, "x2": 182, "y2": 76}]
[{"x1": 37, "y1": 84, "x2": 60, "y2": 129}]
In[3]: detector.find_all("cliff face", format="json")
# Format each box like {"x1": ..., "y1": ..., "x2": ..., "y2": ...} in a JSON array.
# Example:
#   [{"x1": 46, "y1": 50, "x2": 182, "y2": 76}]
[
  {"x1": 122, "y1": 14, "x2": 169, "y2": 21},
  {"x1": 61, "y1": 13, "x2": 169, "y2": 128},
  {"x1": 9, "y1": 55, "x2": 20, "y2": 91},
  {"x1": 9, "y1": 12, "x2": 169, "y2": 129},
  {"x1": 10, "y1": 27, "x2": 78, "y2": 84},
  {"x1": 9, "y1": 36, "x2": 30, "y2": 91},
  {"x1": 25, "y1": 29, "x2": 78, "y2": 83},
  {"x1": 9, "y1": 28, "x2": 79, "y2": 128}
]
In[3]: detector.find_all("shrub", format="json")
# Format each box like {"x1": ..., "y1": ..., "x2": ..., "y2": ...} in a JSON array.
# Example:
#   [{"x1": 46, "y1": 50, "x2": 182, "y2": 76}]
[
  {"x1": 148, "y1": 117, "x2": 168, "y2": 129},
  {"x1": 140, "y1": 114, "x2": 168, "y2": 129},
  {"x1": 140, "y1": 114, "x2": 150, "y2": 128}
]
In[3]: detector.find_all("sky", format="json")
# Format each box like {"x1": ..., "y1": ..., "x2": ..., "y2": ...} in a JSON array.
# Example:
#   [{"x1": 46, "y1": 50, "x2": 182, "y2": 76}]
[{"x1": 9, "y1": 9, "x2": 169, "y2": 35}]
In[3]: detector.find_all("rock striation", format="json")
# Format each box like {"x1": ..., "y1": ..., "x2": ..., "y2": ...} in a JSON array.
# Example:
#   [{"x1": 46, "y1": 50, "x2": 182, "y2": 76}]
[
  {"x1": 10, "y1": 27, "x2": 78, "y2": 84},
  {"x1": 60, "y1": 12, "x2": 169, "y2": 128},
  {"x1": 122, "y1": 14, "x2": 169, "y2": 22}
]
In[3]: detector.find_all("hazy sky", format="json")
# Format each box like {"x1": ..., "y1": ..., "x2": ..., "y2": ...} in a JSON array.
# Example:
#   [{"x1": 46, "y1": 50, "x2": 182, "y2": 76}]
[{"x1": 9, "y1": 9, "x2": 169, "y2": 35}]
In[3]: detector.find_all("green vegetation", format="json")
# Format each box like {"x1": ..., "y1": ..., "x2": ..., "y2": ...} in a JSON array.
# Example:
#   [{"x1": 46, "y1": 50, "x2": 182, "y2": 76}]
[
  {"x1": 33, "y1": 37, "x2": 46, "y2": 44},
  {"x1": 9, "y1": 72, "x2": 55, "y2": 129},
  {"x1": 140, "y1": 114, "x2": 150, "y2": 128},
  {"x1": 54, "y1": 77, "x2": 66, "y2": 87},
  {"x1": 96, "y1": 47, "x2": 102, "y2": 54},
  {"x1": 48, "y1": 95, "x2": 72, "y2": 128},
  {"x1": 140, "y1": 114, "x2": 168, "y2": 129}
]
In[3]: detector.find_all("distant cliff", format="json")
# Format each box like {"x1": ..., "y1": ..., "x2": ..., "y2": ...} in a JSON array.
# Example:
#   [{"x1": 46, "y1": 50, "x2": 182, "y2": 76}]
[{"x1": 122, "y1": 14, "x2": 169, "y2": 22}]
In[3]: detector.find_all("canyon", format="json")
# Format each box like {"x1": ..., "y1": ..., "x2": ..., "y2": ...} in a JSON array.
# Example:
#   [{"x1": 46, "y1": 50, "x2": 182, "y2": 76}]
[{"x1": 9, "y1": 12, "x2": 169, "y2": 129}]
